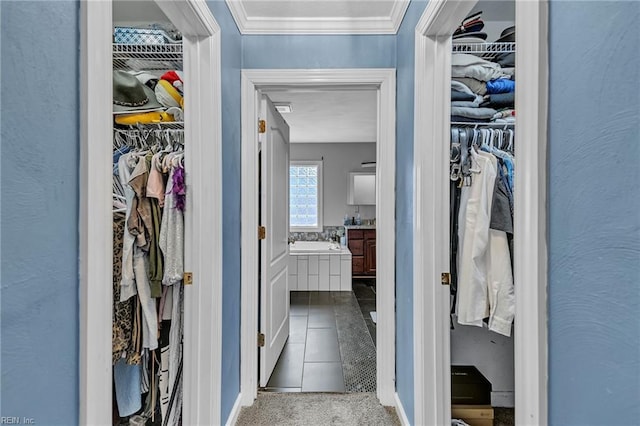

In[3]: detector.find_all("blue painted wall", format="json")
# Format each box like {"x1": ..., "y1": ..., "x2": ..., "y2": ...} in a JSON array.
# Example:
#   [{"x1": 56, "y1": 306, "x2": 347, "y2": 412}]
[
  {"x1": 394, "y1": 1, "x2": 427, "y2": 423},
  {"x1": 1, "y1": 1, "x2": 80, "y2": 424},
  {"x1": 242, "y1": 35, "x2": 395, "y2": 69},
  {"x1": 205, "y1": 1, "x2": 243, "y2": 423},
  {"x1": 548, "y1": 1, "x2": 640, "y2": 424},
  {"x1": 1, "y1": 1, "x2": 638, "y2": 424}
]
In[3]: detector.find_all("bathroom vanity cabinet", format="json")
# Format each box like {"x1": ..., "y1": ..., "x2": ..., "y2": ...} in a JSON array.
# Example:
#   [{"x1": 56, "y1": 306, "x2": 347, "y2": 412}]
[{"x1": 346, "y1": 227, "x2": 376, "y2": 277}]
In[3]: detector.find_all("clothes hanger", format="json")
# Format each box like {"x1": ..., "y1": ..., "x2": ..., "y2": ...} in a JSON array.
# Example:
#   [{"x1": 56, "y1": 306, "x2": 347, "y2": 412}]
[{"x1": 507, "y1": 129, "x2": 514, "y2": 152}]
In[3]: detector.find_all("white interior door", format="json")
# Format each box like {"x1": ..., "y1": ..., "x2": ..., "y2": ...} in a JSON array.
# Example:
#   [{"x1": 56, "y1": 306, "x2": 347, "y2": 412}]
[{"x1": 259, "y1": 95, "x2": 291, "y2": 387}]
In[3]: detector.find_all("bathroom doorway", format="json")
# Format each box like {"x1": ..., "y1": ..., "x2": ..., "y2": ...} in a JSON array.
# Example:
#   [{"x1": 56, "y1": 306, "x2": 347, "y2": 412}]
[
  {"x1": 259, "y1": 87, "x2": 380, "y2": 391},
  {"x1": 240, "y1": 69, "x2": 397, "y2": 407}
]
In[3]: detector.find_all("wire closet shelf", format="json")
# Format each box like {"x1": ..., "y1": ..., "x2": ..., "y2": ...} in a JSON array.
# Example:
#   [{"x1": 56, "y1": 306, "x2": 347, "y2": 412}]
[
  {"x1": 113, "y1": 42, "x2": 184, "y2": 130},
  {"x1": 113, "y1": 43, "x2": 183, "y2": 71},
  {"x1": 452, "y1": 41, "x2": 515, "y2": 54}
]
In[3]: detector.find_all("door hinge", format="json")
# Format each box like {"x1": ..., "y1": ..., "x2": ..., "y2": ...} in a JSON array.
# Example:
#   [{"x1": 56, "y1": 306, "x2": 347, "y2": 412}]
[
  {"x1": 183, "y1": 272, "x2": 193, "y2": 285},
  {"x1": 441, "y1": 272, "x2": 451, "y2": 286},
  {"x1": 258, "y1": 119, "x2": 266, "y2": 134},
  {"x1": 258, "y1": 333, "x2": 265, "y2": 347},
  {"x1": 258, "y1": 226, "x2": 266, "y2": 240}
]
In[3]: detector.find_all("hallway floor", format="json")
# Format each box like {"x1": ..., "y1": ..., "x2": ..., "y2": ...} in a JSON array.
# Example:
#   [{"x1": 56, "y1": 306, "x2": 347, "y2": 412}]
[
  {"x1": 264, "y1": 285, "x2": 377, "y2": 393},
  {"x1": 236, "y1": 392, "x2": 401, "y2": 426}
]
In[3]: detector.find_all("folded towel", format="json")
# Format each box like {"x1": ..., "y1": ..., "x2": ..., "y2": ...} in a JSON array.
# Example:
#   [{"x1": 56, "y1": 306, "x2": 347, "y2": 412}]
[
  {"x1": 453, "y1": 77, "x2": 487, "y2": 95},
  {"x1": 452, "y1": 53, "x2": 512, "y2": 82},
  {"x1": 451, "y1": 89, "x2": 476, "y2": 102},
  {"x1": 452, "y1": 53, "x2": 499, "y2": 67},
  {"x1": 481, "y1": 92, "x2": 514, "y2": 108},
  {"x1": 452, "y1": 100, "x2": 482, "y2": 108},
  {"x1": 451, "y1": 80, "x2": 476, "y2": 97},
  {"x1": 451, "y1": 115, "x2": 491, "y2": 123},
  {"x1": 451, "y1": 106, "x2": 497, "y2": 119},
  {"x1": 492, "y1": 116, "x2": 516, "y2": 124}
]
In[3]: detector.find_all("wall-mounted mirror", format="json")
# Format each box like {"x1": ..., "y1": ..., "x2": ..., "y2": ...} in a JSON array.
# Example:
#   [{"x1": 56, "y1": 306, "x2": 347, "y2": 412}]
[{"x1": 347, "y1": 172, "x2": 376, "y2": 205}]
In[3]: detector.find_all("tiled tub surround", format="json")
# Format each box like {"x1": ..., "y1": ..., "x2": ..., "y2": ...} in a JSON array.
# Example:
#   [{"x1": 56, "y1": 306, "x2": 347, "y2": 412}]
[
  {"x1": 289, "y1": 226, "x2": 344, "y2": 242},
  {"x1": 289, "y1": 242, "x2": 352, "y2": 291}
]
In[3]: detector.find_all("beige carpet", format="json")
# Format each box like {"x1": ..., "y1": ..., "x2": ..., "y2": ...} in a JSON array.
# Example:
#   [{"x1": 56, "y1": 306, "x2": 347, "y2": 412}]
[{"x1": 235, "y1": 392, "x2": 401, "y2": 426}]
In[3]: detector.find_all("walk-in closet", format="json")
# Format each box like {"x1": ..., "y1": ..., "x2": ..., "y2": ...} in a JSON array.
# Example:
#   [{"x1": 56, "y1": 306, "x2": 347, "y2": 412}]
[
  {"x1": 111, "y1": 2, "x2": 186, "y2": 424},
  {"x1": 449, "y1": 3, "x2": 516, "y2": 425}
]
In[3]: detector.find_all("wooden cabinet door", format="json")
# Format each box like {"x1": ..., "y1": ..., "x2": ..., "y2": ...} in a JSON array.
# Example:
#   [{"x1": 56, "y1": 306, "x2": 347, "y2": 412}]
[
  {"x1": 364, "y1": 238, "x2": 376, "y2": 275},
  {"x1": 352, "y1": 256, "x2": 364, "y2": 274},
  {"x1": 348, "y1": 239, "x2": 364, "y2": 256}
]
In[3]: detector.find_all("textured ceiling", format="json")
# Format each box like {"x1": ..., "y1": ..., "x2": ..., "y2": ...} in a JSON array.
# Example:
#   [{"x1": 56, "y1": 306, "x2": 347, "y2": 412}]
[{"x1": 264, "y1": 89, "x2": 377, "y2": 143}]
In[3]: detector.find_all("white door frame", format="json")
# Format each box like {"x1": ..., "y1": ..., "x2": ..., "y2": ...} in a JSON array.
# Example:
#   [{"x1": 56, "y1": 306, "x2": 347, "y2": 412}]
[
  {"x1": 79, "y1": 1, "x2": 223, "y2": 424},
  {"x1": 412, "y1": 0, "x2": 549, "y2": 425},
  {"x1": 240, "y1": 69, "x2": 397, "y2": 406}
]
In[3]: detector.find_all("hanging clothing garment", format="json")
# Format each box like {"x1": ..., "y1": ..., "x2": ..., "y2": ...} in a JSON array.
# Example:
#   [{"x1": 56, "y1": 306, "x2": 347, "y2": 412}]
[
  {"x1": 113, "y1": 358, "x2": 142, "y2": 417},
  {"x1": 119, "y1": 153, "x2": 159, "y2": 350},
  {"x1": 118, "y1": 153, "x2": 139, "y2": 302},
  {"x1": 158, "y1": 319, "x2": 171, "y2": 423},
  {"x1": 147, "y1": 151, "x2": 167, "y2": 207},
  {"x1": 133, "y1": 246, "x2": 159, "y2": 350},
  {"x1": 456, "y1": 150, "x2": 496, "y2": 327},
  {"x1": 159, "y1": 164, "x2": 184, "y2": 286},
  {"x1": 456, "y1": 149, "x2": 515, "y2": 336},
  {"x1": 166, "y1": 282, "x2": 184, "y2": 426},
  {"x1": 113, "y1": 212, "x2": 134, "y2": 364},
  {"x1": 128, "y1": 156, "x2": 153, "y2": 251},
  {"x1": 145, "y1": 152, "x2": 165, "y2": 296},
  {"x1": 486, "y1": 228, "x2": 515, "y2": 336}
]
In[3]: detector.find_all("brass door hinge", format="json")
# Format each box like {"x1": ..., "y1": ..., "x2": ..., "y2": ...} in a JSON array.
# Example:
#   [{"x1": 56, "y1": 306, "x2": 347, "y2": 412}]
[
  {"x1": 441, "y1": 272, "x2": 451, "y2": 286},
  {"x1": 258, "y1": 333, "x2": 265, "y2": 347},
  {"x1": 258, "y1": 119, "x2": 266, "y2": 134},
  {"x1": 258, "y1": 226, "x2": 266, "y2": 240},
  {"x1": 183, "y1": 272, "x2": 193, "y2": 285}
]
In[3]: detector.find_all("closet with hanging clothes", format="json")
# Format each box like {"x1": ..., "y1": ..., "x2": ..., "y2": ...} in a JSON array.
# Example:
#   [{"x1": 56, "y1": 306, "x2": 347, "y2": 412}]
[
  {"x1": 449, "y1": 3, "x2": 516, "y2": 425},
  {"x1": 111, "y1": 3, "x2": 186, "y2": 425}
]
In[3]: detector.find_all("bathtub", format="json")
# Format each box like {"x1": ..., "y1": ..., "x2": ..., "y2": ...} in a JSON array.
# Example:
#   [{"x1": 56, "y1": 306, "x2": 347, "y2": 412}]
[
  {"x1": 289, "y1": 241, "x2": 352, "y2": 291},
  {"x1": 289, "y1": 240, "x2": 343, "y2": 253}
]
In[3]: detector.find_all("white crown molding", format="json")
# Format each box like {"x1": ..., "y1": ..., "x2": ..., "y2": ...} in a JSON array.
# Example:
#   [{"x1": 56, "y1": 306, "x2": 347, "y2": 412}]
[{"x1": 225, "y1": 0, "x2": 409, "y2": 34}]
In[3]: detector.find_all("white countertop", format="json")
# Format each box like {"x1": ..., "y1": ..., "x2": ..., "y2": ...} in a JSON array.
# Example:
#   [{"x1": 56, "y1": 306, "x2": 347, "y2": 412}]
[{"x1": 344, "y1": 225, "x2": 376, "y2": 229}]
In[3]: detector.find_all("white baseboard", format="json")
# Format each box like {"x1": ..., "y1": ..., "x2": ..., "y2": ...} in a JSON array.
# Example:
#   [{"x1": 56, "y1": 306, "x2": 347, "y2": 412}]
[
  {"x1": 491, "y1": 391, "x2": 515, "y2": 408},
  {"x1": 225, "y1": 393, "x2": 243, "y2": 426},
  {"x1": 394, "y1": 392, "x2": 411, "y2": 426}
]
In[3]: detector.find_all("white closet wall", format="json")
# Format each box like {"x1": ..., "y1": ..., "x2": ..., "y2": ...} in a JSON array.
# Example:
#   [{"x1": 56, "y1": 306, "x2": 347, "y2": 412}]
[{"x1": 113, "y1": 0, "x2": 172, "y2": 28}]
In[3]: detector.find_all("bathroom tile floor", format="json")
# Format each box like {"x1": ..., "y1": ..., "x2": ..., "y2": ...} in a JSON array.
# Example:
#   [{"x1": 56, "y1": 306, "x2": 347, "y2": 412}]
[
  {"x1": 264, "y1": 285, "x2": 377, "y2": 393},
  {"x1": 352, "y1": 279, "x2": 377, "y2": 346}
]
